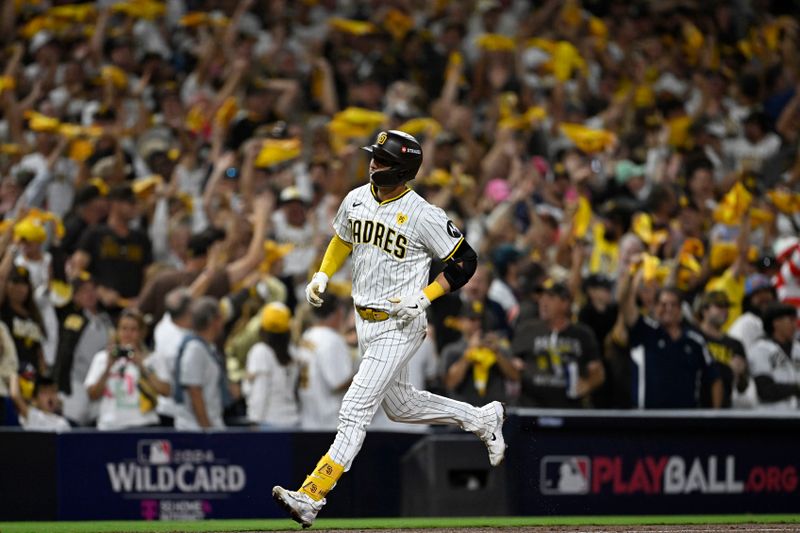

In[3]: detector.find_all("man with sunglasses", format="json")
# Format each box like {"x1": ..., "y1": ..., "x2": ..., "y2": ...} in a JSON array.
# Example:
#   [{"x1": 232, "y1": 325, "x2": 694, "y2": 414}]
[{"x1": 272, "y1": 130, "x2": 504, "y2": 528}]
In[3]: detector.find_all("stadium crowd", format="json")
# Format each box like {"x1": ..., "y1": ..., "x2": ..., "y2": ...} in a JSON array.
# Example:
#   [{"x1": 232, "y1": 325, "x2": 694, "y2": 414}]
[{"x1": 0, "y1": 0, "x2": 800, "y2": 431}]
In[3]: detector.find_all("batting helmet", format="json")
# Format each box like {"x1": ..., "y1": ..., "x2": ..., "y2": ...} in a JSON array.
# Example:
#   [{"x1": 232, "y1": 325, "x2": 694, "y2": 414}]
[{"x1": 362, "y1": 130, "x2": 423, "y2": 188}]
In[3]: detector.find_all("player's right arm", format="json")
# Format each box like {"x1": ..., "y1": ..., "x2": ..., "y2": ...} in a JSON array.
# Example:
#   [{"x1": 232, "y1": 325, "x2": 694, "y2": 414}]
[{"x1": 306, "y1": 196, "x2": 354, "y2": 307}]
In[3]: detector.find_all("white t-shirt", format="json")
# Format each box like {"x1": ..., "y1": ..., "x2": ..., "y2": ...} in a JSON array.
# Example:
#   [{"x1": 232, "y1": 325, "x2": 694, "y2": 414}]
[
  {"x1": 271, "y1": 210, "x2": 316, "y2": 278},
  {"x1": 244, "y1": 342, "x2": 300, "y2": 427},
  {"x1": 84, "y1": 350, "x2": 166, "y2": 430},
  {"x1": 296, "y1": 326, "x2": 353, "y2": 430},
  {"x1": 174, "y1": 339, "x2": 226, "y2": 430},
  {"x1": 152, "y1": 314, "x2": 188, "y2": 418},
  {"x1": 727, "y1": 312, "x2": 764, "y2": 355},
  {"x1": 20, "y1": 406, "x2": 71, "y2": 432}
]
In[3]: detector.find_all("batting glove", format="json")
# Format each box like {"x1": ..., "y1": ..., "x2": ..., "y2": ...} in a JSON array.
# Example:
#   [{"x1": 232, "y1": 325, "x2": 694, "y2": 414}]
[
  {"x1": 305, "y1": 272, "x2": 329, "y2": 307},
  {"x1": 389, "y1": 291, "x2": 431, "y2": 324}
]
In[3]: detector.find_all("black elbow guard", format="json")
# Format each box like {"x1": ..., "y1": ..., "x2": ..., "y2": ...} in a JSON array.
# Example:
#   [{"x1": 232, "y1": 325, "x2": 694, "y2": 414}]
[{"x1": 442, "y1": 240, "x2": 477, "y2": 292}]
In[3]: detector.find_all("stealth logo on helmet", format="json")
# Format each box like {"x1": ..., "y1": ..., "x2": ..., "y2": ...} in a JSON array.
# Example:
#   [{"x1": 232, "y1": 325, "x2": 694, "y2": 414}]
[{"x1": 362, "y1": 130, "x2": 423, "y2": 188}]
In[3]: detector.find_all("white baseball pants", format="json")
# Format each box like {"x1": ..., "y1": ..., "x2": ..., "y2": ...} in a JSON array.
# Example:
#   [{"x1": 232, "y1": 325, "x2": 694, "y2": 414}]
[{"x1": 327, "y1": 313, "x2": 495, "y2": 470}]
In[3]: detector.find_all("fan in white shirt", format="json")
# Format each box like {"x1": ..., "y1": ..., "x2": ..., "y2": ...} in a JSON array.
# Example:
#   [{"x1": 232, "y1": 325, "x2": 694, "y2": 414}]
[
  {"x1": 84, "y1": 310, "x2": 171, "y2": 430},
  {"x1": 296, "y1": 295, "x2": 353, "y2": 430},
  {"x1": 244, "y1": 302, "x2": 300, "y2": 427},
  {"x1": 10, "y1": 373, "x2": 70, "y2": 432},
  {"x1": 151, "y1": 288, "x2": 193, "y2": 425}
]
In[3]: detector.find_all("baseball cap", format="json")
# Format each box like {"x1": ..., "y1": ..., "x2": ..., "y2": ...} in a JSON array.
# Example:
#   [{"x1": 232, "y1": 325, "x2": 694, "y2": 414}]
[
  {"x1": 584, "y1": 273, "x2": 613, "y2": 291},
  {"x1": 70, "y1": 271, "x2": 94, "y2": 292},
  {"x1": 14, "y1": 219, "x2": 47, "y2": 244},
  {"x1": 615, "y1": 159, "x2": 646, "y2": 185},
  {"x1": 699, "y1": 290, "x2": 730, "y2": 309},
  {"x1": 461, "y1": 299, "x2": 485, "y2": 320},
  {"x1": 260, "y1": 302, "x2": 291, "y2": 333},
  {"x1": 279, "y1": 186, "x2": 309, "y2": 205},
  {"x1": 187, "y1": 227, "x2": 226, "y2": 258},
  {"x1": 541, "y1": 279, "x2": 571, "y2": 300},
  {"x1": 744, "y1": 273, "x2": 773, "y2": 297},
  {"x1": 107, "y1": 184, "x2": 136, "y2": 203},
  {"x1": 762, "y1": 302, "x2": 797, "y2": 336}
]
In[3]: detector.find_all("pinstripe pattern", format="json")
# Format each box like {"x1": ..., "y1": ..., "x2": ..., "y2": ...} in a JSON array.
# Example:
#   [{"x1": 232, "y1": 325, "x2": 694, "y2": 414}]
[
  {"x1": 325, "y1": 184, "x2": 492, "y2": 470},
  {"x1": 332, "y1": 184, "x2": 462, "y2": 309}
]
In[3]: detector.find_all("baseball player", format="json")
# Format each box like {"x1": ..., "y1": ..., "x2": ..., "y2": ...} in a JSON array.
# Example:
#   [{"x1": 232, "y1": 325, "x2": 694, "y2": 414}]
[{"x1": 273, "y1": 130, "x2": 506, "y2": 528}]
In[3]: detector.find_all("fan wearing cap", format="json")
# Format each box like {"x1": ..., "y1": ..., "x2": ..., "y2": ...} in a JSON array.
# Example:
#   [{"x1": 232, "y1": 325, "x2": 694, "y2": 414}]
[
  {"x1": 58, "y1": 183, "x2": 108, "y2": 258},
  {"x1": 441, "y1": 299, "x2": 519, "y2": 406},
  {"x1": 243, "y1": 302, "x2": 299, "y2": 427},
  {"x1": 727, "y1": 273, "x2": 777, "y2": 354},
  {"x1": 12, "y1": 218, "x2": 52, "y2": 295},
  {"x1": 620, "y1": 264, "x2": 722, "y2": 409},
  {"x1": 747, "y1": 303, "x2": 800, "y2": 410},
  {"x1": 694, "y1": 291, "x2": 754, "y2": 409},
  {"x1": 272, "y1": 186, "x2": 316, "y2": 305},
  {"x1": 52, "y1": 272, "x2": 113, "y2": 426},
  {"x1": 69, "y1": 184, "x2": 153, "y2": 312},
  {"x1": 511, "y1": 280, "x2": 605, "y2": 407}
]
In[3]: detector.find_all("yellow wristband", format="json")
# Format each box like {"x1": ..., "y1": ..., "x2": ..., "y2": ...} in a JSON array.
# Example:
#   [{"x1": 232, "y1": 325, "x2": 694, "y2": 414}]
[{"x1": 422, "y1": 280, "x2": 446, "y2": 302}]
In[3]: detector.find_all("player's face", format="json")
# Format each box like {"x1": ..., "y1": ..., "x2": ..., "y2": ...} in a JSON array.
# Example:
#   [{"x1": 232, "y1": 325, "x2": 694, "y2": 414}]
[{"x1": 369, "y1": 155, "x2": 392, "y2": 176}]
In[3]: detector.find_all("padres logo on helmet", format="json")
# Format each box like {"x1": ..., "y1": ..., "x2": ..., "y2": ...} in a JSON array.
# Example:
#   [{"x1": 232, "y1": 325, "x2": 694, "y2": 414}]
[{"x1": 377, "y1": 132, "x2": 388, "y2": 145}]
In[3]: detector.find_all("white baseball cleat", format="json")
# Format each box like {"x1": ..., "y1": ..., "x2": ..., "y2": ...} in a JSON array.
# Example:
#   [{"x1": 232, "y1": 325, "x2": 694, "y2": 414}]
[
  {"x1": 272, "y1": 485, "x2": 325, "y2": 529},
  {"x1": 481, "y1": 401, "x2": 507, "y2": 466}
]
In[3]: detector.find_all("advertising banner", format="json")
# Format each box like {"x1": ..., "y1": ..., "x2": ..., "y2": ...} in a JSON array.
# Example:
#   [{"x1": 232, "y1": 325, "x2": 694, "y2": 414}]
[
  {"x1": 508, "y1": 413, "x2": 800, "y2": 515},
  {"x1": 57, "y1": 431, "x2": 293, "y2": 520}
]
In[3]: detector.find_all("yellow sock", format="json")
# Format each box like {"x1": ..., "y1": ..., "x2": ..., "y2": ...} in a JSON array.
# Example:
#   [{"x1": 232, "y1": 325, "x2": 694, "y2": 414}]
[{"x1": 299, "y1": 454, "x2": 344, "y2": 501}]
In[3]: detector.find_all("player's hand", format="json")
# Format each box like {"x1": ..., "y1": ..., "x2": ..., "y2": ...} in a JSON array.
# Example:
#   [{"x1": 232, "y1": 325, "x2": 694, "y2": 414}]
[
  {"x1": 388, "y1": 291, "x2": 431, "y2": 324},
  {"x1": 305, "y1": 272, "x2": 328, "y2": 307}
]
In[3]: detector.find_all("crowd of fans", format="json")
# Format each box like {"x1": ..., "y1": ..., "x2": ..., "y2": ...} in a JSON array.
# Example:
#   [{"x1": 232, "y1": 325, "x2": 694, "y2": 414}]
[{"x1": 0, "y1": 0, "x2": 799, "y2": 431}]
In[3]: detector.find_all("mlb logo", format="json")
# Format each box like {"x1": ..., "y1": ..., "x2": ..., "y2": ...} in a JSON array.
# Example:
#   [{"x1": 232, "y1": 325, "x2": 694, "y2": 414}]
[
  {"x1": 138, "y1": 440, "x2": 172, "y2": 465},
  {"x1": 540, "y1": 456, "x2": 590, "y2": 495}
]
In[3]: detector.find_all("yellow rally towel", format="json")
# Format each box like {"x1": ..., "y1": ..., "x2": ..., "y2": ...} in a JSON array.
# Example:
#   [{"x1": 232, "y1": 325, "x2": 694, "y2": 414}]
[
  {"x1": 466, "y1": 347, "x2": 497, "y2": 397},
  {"x1": 713, "y1": 182, "x2": 752, "y2": 224},
  {"x1": 559, "y1": 123, "x2": 616, "y2": 154}
]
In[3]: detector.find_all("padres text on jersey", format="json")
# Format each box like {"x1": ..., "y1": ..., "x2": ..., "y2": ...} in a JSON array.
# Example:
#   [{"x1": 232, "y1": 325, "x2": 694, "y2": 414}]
[{"x1": 333, "y1": 184, "x2": 463, "y2": 310}]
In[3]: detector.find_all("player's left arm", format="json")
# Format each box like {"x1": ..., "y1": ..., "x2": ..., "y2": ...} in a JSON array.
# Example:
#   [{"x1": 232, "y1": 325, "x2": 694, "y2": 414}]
[{"x1": 425, "y1": 238, "x2": 478, "y2": 299}]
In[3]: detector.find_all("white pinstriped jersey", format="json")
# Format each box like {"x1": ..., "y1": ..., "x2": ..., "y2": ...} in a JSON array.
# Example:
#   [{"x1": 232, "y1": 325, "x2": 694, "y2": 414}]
[{"x1": 333, "y1": 184, "x2": 464, "y2": 310}]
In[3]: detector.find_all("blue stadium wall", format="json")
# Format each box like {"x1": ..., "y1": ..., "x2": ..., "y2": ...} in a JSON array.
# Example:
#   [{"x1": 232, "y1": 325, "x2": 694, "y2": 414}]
[{"x1": 1, "y1": 410, "x2": 799, "y2": 521}]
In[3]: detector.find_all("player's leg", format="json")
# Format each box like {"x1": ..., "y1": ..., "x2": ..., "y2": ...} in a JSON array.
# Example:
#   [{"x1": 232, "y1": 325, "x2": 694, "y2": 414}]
[
  {"x1": 273, "y1": 318, "x2": 425, "y2": 527},
  {"x1": 382, "y1": 366, "x2": 507, "y2": 466},
  {"x1": 327, "y1": 319, "x2": 426, "y2": 468}
]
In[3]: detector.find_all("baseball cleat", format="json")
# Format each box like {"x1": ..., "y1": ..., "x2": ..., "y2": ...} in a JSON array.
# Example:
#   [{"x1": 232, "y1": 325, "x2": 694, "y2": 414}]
[
  {"x1": 272, "y1": 485, "x2": 325, "y2": 528},
  {"x1": 481, "y1": 401, "x2": 507, "y2": 466}
]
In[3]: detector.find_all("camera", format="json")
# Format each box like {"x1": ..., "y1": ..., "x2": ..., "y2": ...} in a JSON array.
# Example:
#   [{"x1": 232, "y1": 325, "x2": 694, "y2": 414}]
[{"x1": 113, "y1": 345, "x2": 134, "y2": 359}]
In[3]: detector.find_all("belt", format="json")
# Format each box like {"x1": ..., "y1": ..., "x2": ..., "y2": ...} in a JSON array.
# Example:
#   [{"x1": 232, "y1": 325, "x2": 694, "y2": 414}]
[{"x1": 356, "y1": 306, "x2": 390, "y2": 322}]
